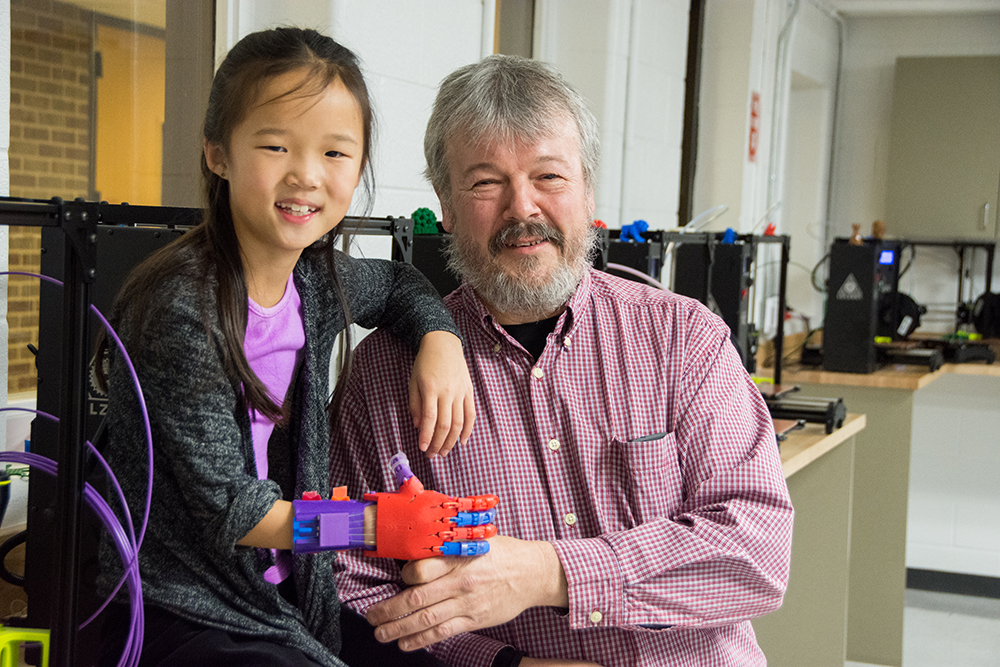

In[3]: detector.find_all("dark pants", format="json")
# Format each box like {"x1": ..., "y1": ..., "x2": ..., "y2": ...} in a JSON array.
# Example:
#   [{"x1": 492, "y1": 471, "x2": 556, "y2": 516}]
[
  {"x1": 98, "y1": 602, "x2": 445, "y2": 667},
  {"x1": 98, "y1": 602, "x2": 320, "y2": 666},
  {"x1": 337, "y1": 606, "x2": 445, "y2": 667}
]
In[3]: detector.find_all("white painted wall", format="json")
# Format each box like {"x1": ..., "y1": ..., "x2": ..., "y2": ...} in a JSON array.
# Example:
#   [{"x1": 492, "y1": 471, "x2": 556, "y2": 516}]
[
  {"x1": 533, "y1": 0, "x2": 691, "y2": 231},
  {"x1": 909, "y1": 374, "x2": 1000, "y2": 578},
  {"x1": 830, "y1": 13, "x2": 1000, "y2": 243},
  {"x1": 781, "y1": 3, "x2": 840, "y2": 327},
  {"x1": 328, "y1": 0, "x2": 490, "y2": 222},
  {"x1": 697, "y1": 0, "x2": 840, "y2": 330},
  {"x1": 694, "y1": 0, "x2": 758, "y2": 234},
  {"x1": 784, "y1": 76, "x2": 832, "y2": 327},
  {"x1": 214, "y1": 0, "x2": 490, "y2": 261},
  {"x1": 533, "y1": 0, "x2": 628, "y2": 228}
]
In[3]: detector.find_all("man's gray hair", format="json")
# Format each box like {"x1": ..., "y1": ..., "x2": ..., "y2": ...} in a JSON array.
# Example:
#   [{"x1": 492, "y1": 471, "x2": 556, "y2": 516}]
[{"x1": 424, "y1": 54, "x2": 601, "y2": 205}]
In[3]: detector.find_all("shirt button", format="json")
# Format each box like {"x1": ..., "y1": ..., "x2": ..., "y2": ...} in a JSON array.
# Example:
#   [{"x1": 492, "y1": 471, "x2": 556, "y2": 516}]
[
  {"x1": 547, "y1": 439, "x2": 560, "y2": 451},
  {"x1": 564, "y1": 513, "x2": 577, "y2": 526},
  {"x1": 493, "y1": 342, "x2": 501, "y2": 352},
  {"x1": 589, "y1": 610, "x2": 603, "y2": 624},
  {"x1": 532, "y1": 367, "x2": 544, "y2": 379},
  {"x1": 563, "y1": 336, "x2": 572, "y2": 347}
]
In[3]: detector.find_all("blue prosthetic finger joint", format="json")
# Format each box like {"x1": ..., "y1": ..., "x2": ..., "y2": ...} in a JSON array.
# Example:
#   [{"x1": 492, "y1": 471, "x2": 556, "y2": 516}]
[
  {"x1": 436, "y1": 541, "x2": 491, "y2": 556},
  {"x1": 292, "y1": 499, "x2": 372, "y2": 554},
  {"x1": 452, "y1": 508, "x2": 497, "y2": 527}
]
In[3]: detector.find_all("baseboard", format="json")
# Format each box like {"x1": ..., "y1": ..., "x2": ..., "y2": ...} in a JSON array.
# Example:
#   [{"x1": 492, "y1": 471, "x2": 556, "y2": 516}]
[{"x1": 907, "y1": 567, "x2": 1000, "y2": 599}]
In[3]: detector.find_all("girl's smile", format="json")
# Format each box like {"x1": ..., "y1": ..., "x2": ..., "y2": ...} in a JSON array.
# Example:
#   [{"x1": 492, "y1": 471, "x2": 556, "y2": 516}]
[{"x1": 276, "y1": 198, "x2": 320, "y2": 222}]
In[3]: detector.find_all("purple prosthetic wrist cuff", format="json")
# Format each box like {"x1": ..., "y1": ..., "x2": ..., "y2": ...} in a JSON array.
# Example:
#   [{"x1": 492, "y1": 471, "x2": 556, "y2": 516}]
[{"x1": 291, "y1": 499, "x2": 373, "y2": 554}]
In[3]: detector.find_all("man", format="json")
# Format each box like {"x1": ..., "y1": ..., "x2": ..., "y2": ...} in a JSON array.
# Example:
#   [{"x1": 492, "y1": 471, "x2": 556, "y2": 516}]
[{"x1": 330, "y1": 55, "x2": 793, "y2": 667}]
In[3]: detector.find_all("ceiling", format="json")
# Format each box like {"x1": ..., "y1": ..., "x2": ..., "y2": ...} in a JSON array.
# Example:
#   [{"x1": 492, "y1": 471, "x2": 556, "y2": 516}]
[{"x1": 822, "y1": 0, "x2": 1000, "y2": 16}]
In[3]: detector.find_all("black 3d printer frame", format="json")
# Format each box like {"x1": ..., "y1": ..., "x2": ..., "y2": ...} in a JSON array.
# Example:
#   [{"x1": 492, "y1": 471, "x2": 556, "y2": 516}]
[
  {"x1": 1, "y1": 196, "x2": 102, "y2": 667},
  {"x1": 0, "y1": 195, "x2": 416, "y2": 667},
  {"x1": 900, "y1": 239, "x2": 995, "y2": 318},
  {"x1": 661, "y1": 231, "x2": 791, "y2": 386}
]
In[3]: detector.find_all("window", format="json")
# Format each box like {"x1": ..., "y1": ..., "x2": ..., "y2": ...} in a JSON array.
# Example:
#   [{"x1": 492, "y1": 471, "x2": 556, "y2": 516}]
[{"x1": 5, "y1": 0, "x2": 212, "y2": 395}]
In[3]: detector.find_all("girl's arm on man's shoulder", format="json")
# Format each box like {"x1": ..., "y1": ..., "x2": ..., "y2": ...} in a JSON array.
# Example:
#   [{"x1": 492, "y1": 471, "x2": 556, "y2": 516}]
[
  {"x1": 333, "y1": 252, "x2": 461, "y2": 345},
  {"x1": 332, "y1": 253, "x2": 474, "y2": 457}
]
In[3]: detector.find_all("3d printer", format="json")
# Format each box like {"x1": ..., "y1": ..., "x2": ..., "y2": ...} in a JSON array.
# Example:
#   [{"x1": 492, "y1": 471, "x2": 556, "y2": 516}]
[
  {"x1": 606, "y1": 226, "x2": 845, "y2": 434},
  {"x1": 820, "y1": 235, "x2": 996, "y2": 373},
  {"x1": 0, "y1": 196, "x2": 419, "y2": 666}
]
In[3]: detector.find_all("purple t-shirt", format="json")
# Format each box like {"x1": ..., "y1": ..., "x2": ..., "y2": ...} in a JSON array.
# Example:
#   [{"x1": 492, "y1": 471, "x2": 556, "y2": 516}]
[{"x1": 245, "y1": 273, "x2": 304, "y2": 583}]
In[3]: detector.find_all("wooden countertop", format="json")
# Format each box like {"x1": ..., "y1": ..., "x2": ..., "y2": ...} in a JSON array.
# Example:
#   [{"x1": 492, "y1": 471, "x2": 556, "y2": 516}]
[
  {"x1": 778, "y1": 364, "x2": 944, "y2": 390},
  {"x1": 780, "y1": 413, "x2": 866, "y2": 479},
  {"x1": 942, "y1": 362, "x2": 1000, "y2": 378},
  {"x1": 773, "y1": 361, "x2": 1000, "y2": 391}
]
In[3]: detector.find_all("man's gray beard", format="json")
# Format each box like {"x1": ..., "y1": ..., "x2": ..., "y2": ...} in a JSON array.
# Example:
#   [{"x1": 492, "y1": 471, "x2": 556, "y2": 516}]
[{"x1": 443, "y1": 222, "x2": 599, "y2": 322}]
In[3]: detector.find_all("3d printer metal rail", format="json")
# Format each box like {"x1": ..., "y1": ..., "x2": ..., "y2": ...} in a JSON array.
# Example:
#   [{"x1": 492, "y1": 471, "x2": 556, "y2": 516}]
[{"x1": 0, "y1": 196, "x2": 98, "y2": 666}]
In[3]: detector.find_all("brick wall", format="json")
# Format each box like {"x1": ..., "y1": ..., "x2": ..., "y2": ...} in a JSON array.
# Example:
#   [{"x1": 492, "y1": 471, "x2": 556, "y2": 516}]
[{"x1": 7, "y1": 0, "x2": 94, "y2": 394}]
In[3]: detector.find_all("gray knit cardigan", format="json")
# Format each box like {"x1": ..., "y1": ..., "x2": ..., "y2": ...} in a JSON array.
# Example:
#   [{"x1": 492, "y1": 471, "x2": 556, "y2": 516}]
[{"x1": 99, "y1": 248, "x2": 458, "y2": 666}]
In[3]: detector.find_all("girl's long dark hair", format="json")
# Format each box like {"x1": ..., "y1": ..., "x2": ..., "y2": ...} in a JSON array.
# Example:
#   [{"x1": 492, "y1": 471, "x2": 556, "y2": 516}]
[{"x1": 101, "y1": 27, "x2": 374, "y2": 427}]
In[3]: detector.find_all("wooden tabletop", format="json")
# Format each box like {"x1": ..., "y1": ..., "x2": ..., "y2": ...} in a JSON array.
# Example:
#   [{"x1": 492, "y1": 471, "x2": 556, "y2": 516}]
[
  {"x1": 773, "y1": 361, "x2": 1000, "y2": 391},
  {"x1": 942, "y1": 362, "x2": 1000, "y2": 378},
  {"x1": 779, "y1": 413, "x2": 866, "y2": 479}
]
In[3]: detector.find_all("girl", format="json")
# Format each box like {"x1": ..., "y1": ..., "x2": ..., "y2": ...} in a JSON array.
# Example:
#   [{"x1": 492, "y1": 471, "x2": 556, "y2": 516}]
[{"x1": 98, "y1": 27, "x2": 470, "y2": 666}]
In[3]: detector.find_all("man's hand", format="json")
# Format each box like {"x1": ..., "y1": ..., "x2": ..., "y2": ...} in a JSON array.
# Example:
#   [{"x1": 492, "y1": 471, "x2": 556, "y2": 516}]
[
  {"x1": 410, "y1": 331, "x2": 475, "y2": 457},
  {"x1": 367, "y1": 535, "x2": 568, "y2": 651}
]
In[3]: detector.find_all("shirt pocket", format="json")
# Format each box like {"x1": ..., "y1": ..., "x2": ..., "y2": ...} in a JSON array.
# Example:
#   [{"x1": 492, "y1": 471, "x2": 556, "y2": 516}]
[{"x1": 612, "y1": 432, "x2": 681, "y2": 527}]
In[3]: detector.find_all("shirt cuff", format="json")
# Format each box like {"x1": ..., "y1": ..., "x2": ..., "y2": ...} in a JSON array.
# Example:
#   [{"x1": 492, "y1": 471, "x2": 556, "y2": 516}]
[
  {"x1": 431, "y1": 631, "x2": 513, "y2": 667},
  {"x1": 549, "y1": 537, "x2": 625, "y2": 630}
]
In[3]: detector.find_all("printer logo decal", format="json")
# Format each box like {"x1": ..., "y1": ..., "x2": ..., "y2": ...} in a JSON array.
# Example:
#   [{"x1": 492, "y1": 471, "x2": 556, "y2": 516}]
[{"x1": 836, "y1": 273, "x2": 864, "y2": 301}]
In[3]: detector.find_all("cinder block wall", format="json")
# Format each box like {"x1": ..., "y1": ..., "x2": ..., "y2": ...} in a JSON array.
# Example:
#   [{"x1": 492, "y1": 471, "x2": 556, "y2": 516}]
[{"x1": 7, "y1": 0, "x2": 93, "y2": 394}]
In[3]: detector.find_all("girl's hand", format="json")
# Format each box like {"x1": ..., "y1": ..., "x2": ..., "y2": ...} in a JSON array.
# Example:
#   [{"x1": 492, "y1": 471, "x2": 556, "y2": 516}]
[{"x1": 409, "y1": 331, "x2": 475, "y2": 457}]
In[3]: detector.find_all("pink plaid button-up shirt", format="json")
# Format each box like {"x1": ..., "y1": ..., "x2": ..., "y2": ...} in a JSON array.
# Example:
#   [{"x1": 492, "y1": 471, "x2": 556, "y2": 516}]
[{"x1": 331, "y1": 269, "x2": 793, "y2": 667}]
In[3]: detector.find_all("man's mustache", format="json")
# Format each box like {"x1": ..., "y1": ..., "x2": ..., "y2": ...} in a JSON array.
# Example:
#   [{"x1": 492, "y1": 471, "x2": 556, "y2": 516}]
[{"x1": 488, "y1": 221, "x2": 565, "y2": 257}]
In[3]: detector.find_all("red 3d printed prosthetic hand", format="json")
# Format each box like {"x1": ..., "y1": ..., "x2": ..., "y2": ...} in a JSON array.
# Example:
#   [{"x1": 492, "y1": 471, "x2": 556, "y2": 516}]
[
  {"x1": 363, "y1": 452, "x2": 498, "y2": 559},
  {"x1": 292, "y1": 452, "x2": 498, "y2": 559}
]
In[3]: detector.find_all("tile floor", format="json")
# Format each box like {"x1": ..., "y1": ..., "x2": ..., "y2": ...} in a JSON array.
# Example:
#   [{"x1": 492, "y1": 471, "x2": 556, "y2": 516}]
[{"x1": 846, "y1": 589, "x2": 1000, "y2": 667}]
